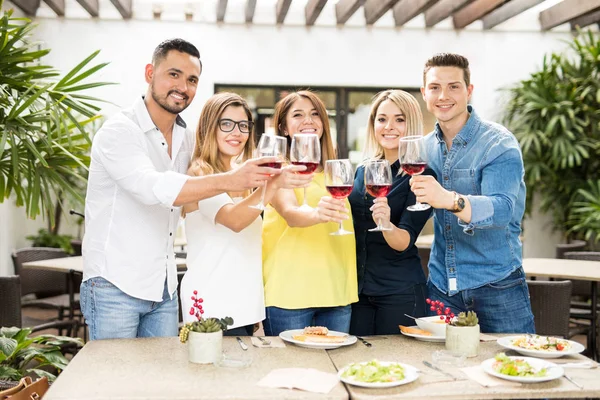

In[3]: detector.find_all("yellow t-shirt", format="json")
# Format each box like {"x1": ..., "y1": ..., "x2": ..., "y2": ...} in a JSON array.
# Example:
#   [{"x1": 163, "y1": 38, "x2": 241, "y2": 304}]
[{"x1": 262, "y1": 172, "x2": 358, "y2": 309}]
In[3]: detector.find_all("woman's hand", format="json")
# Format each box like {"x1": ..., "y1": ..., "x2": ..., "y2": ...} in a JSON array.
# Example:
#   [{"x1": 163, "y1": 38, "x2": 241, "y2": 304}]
[
  {"x1": 315, "y1": 196, "x2": 348, "y2": 224},
  {"x1": 370, "y1": 197, "x2": 392, "y2": 229},
  {"x1": 270, "y1": 164, "x2": 313, "y2": 190}
]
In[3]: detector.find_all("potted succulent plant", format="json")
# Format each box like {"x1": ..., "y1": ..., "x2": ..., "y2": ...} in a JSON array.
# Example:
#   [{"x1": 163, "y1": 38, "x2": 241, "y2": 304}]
[
  {"x1": 427, "y1": 299, "x2": 480, "y2": 358},
  {"x1": 178, "y1": 291, "x2": 233, "y2": 364}
]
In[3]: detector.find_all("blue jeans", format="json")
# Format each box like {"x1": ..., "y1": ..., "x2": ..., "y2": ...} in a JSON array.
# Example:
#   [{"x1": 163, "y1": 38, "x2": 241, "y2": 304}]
[
  {"x1": 80, "y1": 277, "x2": 178, "y2": 340},
  {"x1": 263, "y1": 305, "x2": 352, "y2": 336},
  {"x1": 427, "y1": 268, "x2": 535, "y2": 334}
]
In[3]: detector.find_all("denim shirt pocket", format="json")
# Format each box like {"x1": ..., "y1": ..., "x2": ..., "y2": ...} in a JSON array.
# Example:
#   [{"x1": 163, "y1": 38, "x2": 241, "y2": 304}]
[{"x1": 452, "y1": 168, "x2": 477, "y2": 195}]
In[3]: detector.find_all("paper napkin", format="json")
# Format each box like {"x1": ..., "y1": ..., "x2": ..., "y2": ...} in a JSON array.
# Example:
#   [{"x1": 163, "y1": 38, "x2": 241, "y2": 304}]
[
  {"x1": 257, "y1": 368, "x2": 339, "y2": 394},
  {"x1": 479, "y1": 333, "x2": 499, "y2": 342},
  {"x1": 459, "y1": 366, "x2": 522, "y2": 387}
]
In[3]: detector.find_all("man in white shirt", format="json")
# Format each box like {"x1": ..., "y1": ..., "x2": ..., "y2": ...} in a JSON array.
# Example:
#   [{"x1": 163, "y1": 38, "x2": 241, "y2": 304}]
[{"x1": 81, "y1": 39, "x2": 282, "y2": 340}]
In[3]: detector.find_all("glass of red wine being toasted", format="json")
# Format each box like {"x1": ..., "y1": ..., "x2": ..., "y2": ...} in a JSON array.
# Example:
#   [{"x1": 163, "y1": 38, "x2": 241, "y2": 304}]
[
  {"x1": 399, "y1": 135, "x2": 431, "y2": 212},
  {"x1": 325, "y1": 159, "x2": 354, "y2": 236},
  {"x1": 364, "y1": 159, "x2": 393, "y2": 232},
  {"x1": 250, "y1": 134, "x2": 287, "y2": 210},
  {"x1": 290, "y1": 133, "x2": 321, "y2": 212}
]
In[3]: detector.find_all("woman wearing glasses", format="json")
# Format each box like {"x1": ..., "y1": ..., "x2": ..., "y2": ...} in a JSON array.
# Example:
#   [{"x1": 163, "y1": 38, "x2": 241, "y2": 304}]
[
  {"x1": 348, "y1": 90, "x2": 435, "y2": 336},
  {"x1": 262, "y1": 91, "x2": 358, "y2": 336},
  {"x1": 180, "y1": 92, "x2": 310, "y2": 336}
]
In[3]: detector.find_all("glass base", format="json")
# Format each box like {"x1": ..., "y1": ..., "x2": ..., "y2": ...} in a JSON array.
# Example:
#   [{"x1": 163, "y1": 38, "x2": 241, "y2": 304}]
[
  {"x1": 369, "y1": 226, "x2": 393, "y2": 232},
  {"x1": 297, "y1": 204, "x2": 314, "y2": 212},
  {"x1": 249, "y1": 203, "x2": 266, "y2": 211},
  {"x1": 330, "y1": 229, "x2": 353, "y2": 236},
  {"x1": 407, "y1": 203, "x2": 431, "y2": 212}
]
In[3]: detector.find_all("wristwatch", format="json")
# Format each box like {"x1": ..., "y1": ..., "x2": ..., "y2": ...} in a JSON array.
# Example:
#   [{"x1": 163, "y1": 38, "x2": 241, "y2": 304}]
[{"x1": 451, "y1": 191, "x2": 465, "y2": 213}]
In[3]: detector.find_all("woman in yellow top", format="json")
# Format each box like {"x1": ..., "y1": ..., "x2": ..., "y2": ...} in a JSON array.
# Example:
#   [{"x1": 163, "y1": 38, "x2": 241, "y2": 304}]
[{"x1": 262, "y1": 91, "x2": 358, "y2": 336}]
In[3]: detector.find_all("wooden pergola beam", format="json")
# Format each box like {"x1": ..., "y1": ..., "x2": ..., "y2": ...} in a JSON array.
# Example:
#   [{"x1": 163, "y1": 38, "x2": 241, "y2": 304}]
[
  {"x1": 10, "y1": 0, "x2": 40, "y2": 15},
  {"x1": 76, "y1": 0, "x2": 99, "y2": 17},
  {"x1": 245, "y1": 0, "x2": 257, "y2": 23},
  {"x1": 43, "y1": 0, "x2": 64, "y2": 16},
  {"x1": 276, "y1": 0, "x2": 292, "y2": 24},
  {"x1": 305, "y1": 0, "x2": 328, "y2": 26},
  {"x1": 335, "y1": 0, "x2": 365, "y2": 25},
  {"x1": 571, "y1": 9, "x2": 600, "y2": 30},
  {"x1": 540, "y1": 0, "x2": 600, "y2": 31},
  {"x1": 482, "y1": 0, "x2": 544, "y2": 29},
  {"x1": 452, "y1": 0, "x2": 505, "y2": 29},
  {"x1": 109, "y1": 0, "x2": 131, "y2": 19},
  {"x1": 364, "y1": 0, "x2": 399, "y2": 25},
  {"x1": 217, "y1": 0, "x2": 227, "y2": 22},
  {"x1": 393, "y1": 0, "x2": 438, "y2": 27},
  {"x1": 424, "y1": 0, "x2": 471, "y2": 27}
]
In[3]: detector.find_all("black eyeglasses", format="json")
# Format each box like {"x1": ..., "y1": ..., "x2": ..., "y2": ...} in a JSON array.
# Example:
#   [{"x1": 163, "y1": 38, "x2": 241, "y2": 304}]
[{"x1": 218, "y1": 119, "x2": 254, "y2": 134}]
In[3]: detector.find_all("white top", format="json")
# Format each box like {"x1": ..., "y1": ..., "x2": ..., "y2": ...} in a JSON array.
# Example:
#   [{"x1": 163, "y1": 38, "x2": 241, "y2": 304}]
[
  {"x1": 181, "y1": 194, "x2": 265, "y2": 329},
  {"x1": 83, "y1": 96, "x2": 193, "y2": 302}
]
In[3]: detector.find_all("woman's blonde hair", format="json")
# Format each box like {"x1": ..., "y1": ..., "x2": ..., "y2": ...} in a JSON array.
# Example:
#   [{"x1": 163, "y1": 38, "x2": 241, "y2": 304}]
[
  {"x1": 190, "y1": 92, "x2": 255, "y2": 176},
  {"x1": 272, "y1": 90, "x2": 336, "y2": 168},
  {"x1": 363, "y1": 90, "x2": 424, "y2": 160}
]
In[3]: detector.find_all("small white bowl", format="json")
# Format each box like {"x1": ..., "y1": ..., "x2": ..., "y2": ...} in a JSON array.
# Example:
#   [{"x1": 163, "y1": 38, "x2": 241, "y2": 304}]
[{"x1": 416, "y1": 316, "x2": 447, "y2": 337}]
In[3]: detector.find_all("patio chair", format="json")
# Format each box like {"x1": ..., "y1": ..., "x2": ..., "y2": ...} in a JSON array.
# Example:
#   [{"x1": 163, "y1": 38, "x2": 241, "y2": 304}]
[
  {"x1": 556, "y1": 240, "x2": 587, "y2": 259},
  {"x1": 527, "y1": 280, "x2": 572, "y2": 338}
]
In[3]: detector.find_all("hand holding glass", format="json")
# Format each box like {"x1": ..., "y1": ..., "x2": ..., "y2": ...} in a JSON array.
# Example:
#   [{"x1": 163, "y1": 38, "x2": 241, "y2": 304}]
[
  {"x1": 325, "y1": 159, "x2": 354, "y2": 236},
  {"x1": 364, "y1": 160, "x2": 393, "y2": 232},
  {"x1": 250, "y1": 134, "x2": 287, "y2": 210},
  {"x1": 290, "y1": 133, "x2": 320, "y2": 212},
  {"x1": 399, "y1": 135, "x2": 430, "y2": 211}
]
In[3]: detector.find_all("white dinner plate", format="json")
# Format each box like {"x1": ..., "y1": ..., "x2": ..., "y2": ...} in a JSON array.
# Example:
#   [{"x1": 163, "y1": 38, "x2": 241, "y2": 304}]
[
  {"x1": 400, "y1": 326, "x2": 445, "y2": 343},
  {"x1": 481, "y1": 356, "x2": 564, "y2": 383},
  {"x1": 338, "y1": 361, "x2": 419, "y2": 388},
  {"x1": 279, "y1": 329, "x2": 357, "y2": 350},
  {"x1": 497, "y1": 335, "x2": 585, "y2": 359}
]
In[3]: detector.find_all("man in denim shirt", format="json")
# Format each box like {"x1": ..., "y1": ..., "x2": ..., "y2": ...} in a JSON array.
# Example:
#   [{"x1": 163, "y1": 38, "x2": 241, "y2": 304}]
[{"x1": 410, "y1": 53, "x2": 535, "y2": 333}]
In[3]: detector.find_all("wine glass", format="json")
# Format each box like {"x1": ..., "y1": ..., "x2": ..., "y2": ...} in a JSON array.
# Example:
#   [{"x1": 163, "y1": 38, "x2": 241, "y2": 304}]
[
  {"x1": 324, "y1": 159, "x2": 354, "y2": 236},
  {"x1": 290, "y1": 133, "x2": 320, "y2": 212},
  {"x1": 399, "y1": 135, "x2": 431, "y2": 212},
  {"x1": 364, "y1": 159, "x2": 393, "y2": 232},
  {"x1": 249, "y1": 134, "x2": 287, "y2": 210}
]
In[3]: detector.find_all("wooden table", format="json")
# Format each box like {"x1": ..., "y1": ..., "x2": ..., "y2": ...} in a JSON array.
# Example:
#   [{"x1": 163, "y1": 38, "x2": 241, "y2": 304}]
[
  {"x1": 43, "y1": 337, "x2": 348, "y2": 400},
  {"x1": 523, "y1": 258, "x2": 600, "y2": 360}
]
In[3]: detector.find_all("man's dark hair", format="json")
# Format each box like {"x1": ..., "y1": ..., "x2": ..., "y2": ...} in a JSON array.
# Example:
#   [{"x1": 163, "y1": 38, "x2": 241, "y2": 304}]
[
  {"x1": 423, "y1": 53, "x2": 470, "y2": 86},
  {"x1": 152, "y1": 38, "x2": 202, "y2": 68}
]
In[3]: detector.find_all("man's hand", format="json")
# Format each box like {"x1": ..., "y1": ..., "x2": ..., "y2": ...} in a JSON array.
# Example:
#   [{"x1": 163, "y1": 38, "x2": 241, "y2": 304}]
[
  {"x1": 409, "y1": 175, "x2": 454, "y2": 210},
  {"x1": 271, "y1": 164, "x2": 312, "y2": 189},
  {"x1": 315, "y1": 196, "x2": 348, "y2": 224},
  {"x1": 224, "y1": 157, "x2": 282, "y2": 190},
  {"x1": 370, "y1": 197, "x2": 392, "y2": 229}
]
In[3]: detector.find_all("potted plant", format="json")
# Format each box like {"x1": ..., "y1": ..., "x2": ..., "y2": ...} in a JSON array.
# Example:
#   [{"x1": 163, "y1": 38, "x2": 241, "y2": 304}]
[
  {"x1": 178, "y1": 291, "x2": 233, "y2": 364},
  {"x1": 428, "y1": 299, "x2": 480, "y2": 358}
]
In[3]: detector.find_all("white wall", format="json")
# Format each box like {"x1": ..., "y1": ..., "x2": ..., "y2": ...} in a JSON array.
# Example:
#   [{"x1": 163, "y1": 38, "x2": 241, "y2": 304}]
[{"x1": 0, "y1": 9, "x2": 574, "y2": 275}]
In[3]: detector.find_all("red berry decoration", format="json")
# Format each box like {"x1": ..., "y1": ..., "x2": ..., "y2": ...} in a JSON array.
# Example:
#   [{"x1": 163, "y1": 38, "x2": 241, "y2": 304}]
[
  {"x1": 193, "y1": 290, "x2": 198, "y2": 295},
  {"x1": 426, "y1": 298, "x2": 456, "y2": 324}
]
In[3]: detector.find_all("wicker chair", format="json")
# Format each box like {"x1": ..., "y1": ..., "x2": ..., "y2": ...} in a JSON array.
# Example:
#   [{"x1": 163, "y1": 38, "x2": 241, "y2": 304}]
[
  {"x1": 527, "y1": 280, "x2": 572, "y2": 338},
  {"x1": 0, "y1": 276, "x2": 22, "y2": 328},
  {"x1": 556, "y1": 240, "x2": 588, "y2": 259}
]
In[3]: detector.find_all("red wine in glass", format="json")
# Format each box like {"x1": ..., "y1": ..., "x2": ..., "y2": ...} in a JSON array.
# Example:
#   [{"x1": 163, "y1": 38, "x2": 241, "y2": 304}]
[
  {"x1": 366, "y1": 184, "x2": 392, "y2": 198},
  {"x1": 292, "y1": 161, "x2": 319, "y2": 174},
  {"x1": 326, "y1": 185, "x2": 353, "y2": 199},
  {"x1": 260, "y1": 162, "x2": 283, "y2": 169},
  {"x1": 401, "y1": 162, "x2": 427, "y2": 176}
]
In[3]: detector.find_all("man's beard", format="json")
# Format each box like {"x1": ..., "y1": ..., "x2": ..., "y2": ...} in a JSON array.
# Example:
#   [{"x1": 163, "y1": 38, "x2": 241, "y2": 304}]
[{"x1": 150, "y1": 84, "x2": 189, "y2": 115}]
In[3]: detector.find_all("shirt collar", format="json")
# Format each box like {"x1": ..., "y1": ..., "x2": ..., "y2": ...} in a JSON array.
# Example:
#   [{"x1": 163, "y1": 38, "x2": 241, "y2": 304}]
[
  {"x1": 433, "y1": 105, "x2": 479, "y2": 146},
  {"x1": 133, "y1": 96, "x2": 187, "y2": 133}
]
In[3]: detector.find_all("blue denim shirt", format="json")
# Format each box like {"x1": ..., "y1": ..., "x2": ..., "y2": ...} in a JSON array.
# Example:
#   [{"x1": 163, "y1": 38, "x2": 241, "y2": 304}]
[{"x1": 425, "y1": 105, "x2": 526, "y2": 296}]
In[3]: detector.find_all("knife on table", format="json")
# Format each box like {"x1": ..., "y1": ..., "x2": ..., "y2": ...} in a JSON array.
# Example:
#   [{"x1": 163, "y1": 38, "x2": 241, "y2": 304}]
[
  {"x1": 423, "y1": 360, "x2": 457, "y2": 380},
  {"x1": 236, "y1": 336, "x2": 248, "y2": 351}
]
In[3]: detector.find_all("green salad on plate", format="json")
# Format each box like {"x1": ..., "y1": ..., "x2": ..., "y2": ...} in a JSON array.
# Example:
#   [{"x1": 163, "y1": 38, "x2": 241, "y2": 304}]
[
  {"x1": 341, "y1": 360, "x2": 406, "y2": 383},
  {"x1": 492, "y1": 353, "x2": 547, "y2": 377}
]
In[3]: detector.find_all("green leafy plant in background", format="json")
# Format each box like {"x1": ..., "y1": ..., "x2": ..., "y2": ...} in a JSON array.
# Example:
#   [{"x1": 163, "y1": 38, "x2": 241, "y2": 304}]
[
  {"x1": 503, "y1": 29, "x2": 600, "y2": 245},
  {"x1": 0, "y1": 327, "x2": 82, "y2": 382},
  {"x1": 0, "y1": 0, "x2": 113, "y2": 227}
]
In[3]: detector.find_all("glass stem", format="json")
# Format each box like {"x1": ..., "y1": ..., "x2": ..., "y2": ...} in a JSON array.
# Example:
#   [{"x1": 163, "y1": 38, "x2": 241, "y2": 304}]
[
  {"x1": 338, "y1": 221, "x2": 343, "y2": 233},
  {"x1": 302, "y1": 187, "x2": 308, "y2": 207},
  {"x1": 259, "y1": 181, "x2": 267, "y2": 207}
]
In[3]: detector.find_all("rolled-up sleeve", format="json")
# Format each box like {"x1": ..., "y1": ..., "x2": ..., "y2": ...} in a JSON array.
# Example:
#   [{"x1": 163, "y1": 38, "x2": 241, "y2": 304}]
[{"x1": 92, "y1": 117, "x2": 188, "y2": 208}]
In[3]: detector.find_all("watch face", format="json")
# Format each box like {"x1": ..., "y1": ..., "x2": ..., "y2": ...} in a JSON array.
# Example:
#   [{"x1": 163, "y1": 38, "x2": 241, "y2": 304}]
[{"x1": 457, "y1": 197, "x2": 466, "y2": 210}]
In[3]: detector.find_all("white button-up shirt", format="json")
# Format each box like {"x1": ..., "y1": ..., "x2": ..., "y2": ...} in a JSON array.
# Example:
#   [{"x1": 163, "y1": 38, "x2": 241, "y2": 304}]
[{"x1": 83, "y1": 96, "x2": 193, "y2": 302}]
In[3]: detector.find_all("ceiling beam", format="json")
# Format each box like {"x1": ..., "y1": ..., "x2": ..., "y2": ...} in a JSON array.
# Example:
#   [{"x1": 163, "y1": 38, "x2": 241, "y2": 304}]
[
  {"x1": 217, "y1": 0, "x2": 227, "y2": 22},
  {"x1": 245, "y1": 0, "x2": 256, "y2": 23},
  {"x1": 305, "y1": 0, "x2": 328, "y2": 26},
  {"x1": 276, "y1": 0, "x2": 292, "y2": 24},
  {"x1": 424, "y1": 0, "x2": 471, "y2": 27},
  {"x1": 335, "y1": 0, "x2": 365, "y2": 25},
  {"x1": 109, "y1": 0, "x2": 131, "y2": 19},
  {"x1": 364, "y1": 0, "x2": 400, "y2": 25},
  {"x1": 540, "y1": 0, "x2": 600, "y2": 31},
  {"x1": 43, "y1": 0, "x2": 64, "y2": 16},
  {"x1": 482, "y1": 0, "x2": 544, "y2": 29},
  {"x1": 393, "y1": 0, "x2": 438, "y2": 27},
  {"x1": 9, "y1": 0, "x2": 40, "y2": 15},
  {"x1": 571, "y1": 8, "x2": 600, "y2": 29},
  {"x1": 453, "y1": 0, "x2": 505, "y2": 29},
  {"x1": 76, "y1": 0, "x2": 99, "y2": 17}
]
